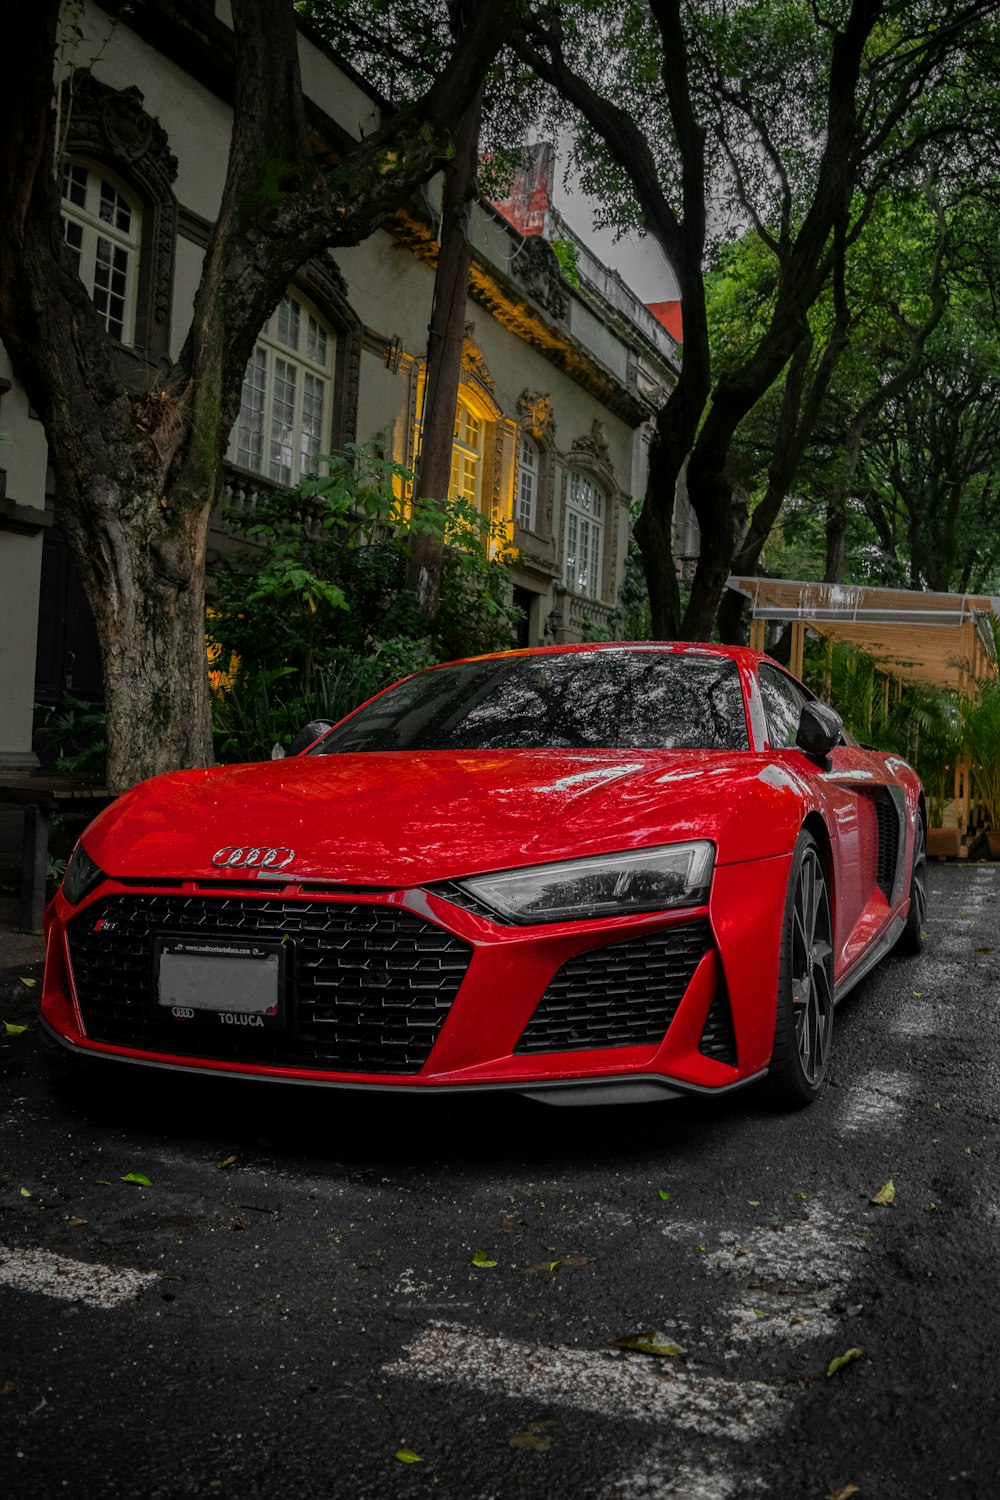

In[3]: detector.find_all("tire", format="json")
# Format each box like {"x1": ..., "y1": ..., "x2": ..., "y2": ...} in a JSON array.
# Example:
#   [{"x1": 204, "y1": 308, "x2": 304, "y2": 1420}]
[
  {"x1": 768, "y1": 831, "x2": 835, "y2": 1107},
  {"x1": 894, "y1": 815, "x2": 927, "y2": 956}
]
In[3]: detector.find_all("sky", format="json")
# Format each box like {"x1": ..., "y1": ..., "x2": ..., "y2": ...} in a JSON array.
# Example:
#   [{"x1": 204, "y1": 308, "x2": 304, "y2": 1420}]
[{"x1": 544, "y1": 141, "x2": 681, "y2": 303}]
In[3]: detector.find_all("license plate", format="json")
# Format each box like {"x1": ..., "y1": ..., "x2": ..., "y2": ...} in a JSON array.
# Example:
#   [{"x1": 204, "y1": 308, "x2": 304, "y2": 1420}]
[{"x1": 155, "y1": 937, "x2": 286, "y2": 1030}]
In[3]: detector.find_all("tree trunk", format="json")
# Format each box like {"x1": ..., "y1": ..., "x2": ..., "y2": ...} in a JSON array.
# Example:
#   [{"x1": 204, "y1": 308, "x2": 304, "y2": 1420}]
[{"x1": 407, "y1": 85, "x2": 485, "y2": 616}]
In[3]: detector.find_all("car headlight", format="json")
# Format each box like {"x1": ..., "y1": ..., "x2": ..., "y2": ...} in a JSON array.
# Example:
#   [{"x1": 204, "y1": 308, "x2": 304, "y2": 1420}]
[
  {"x1": 455, "y1": 841, "x2": 714, "y2": 924},
  {"x1": 61, "y1": 844, "x2": 106, "y2": 906}
]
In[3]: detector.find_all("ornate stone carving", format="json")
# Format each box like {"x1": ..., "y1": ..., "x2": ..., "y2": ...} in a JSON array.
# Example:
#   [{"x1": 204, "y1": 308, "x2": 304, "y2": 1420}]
[
  {"x1": 461, "y1": 326, "x2": 497, "y2": 399},
  {"x1": 571, "y1": 418, "x2": 611, "y2": 465},
  {"x1": 513, "y1": 236, "x2": 569, "y2": 321},
  {"x1": 516, "y1": 389, "x2": 555, "y2": 441}
]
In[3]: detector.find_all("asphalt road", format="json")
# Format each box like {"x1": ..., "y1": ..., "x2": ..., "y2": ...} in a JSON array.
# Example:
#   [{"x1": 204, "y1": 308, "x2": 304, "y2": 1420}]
[{"x1": 1, "y1": 863, "x2": 998, "y2": 1500}]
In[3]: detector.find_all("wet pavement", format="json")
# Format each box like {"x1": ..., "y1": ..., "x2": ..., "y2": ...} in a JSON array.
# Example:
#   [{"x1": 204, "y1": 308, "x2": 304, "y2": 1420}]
[{"x1": 1, "y1": 863, "x2": 998, "y2": 1499}]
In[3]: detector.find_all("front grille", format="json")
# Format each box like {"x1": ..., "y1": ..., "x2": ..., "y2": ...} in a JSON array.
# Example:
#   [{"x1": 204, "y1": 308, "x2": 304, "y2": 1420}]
[
  {"x1": 67, "y1": 894, "x2": 472, "y2": 1074},
  {"x1": 874, "y1": 794, "x2": 900, "y2": 901},
  {"x1": 515, "y1": 920, "x2": 712, "y2": 1053}
]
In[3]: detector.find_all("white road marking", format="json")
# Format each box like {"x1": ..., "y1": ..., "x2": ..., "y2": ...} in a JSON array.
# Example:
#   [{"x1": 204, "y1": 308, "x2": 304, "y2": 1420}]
[
  {"x1": 602, "y1": 1455, "x2": 757, "y2": 1499},
  {"x1": 384, "y1": 1322, "x2": 787, "y2": 1440},
  {"x1": 837, "y1": 1067, "x2": 915, "y2": 1135},
  {"x1": 0, "y1": 1245, "x2": 158, "y2": 1308},
  {"x1": 704, "y1": 1201, "x2": 865, "y2": 1347}
]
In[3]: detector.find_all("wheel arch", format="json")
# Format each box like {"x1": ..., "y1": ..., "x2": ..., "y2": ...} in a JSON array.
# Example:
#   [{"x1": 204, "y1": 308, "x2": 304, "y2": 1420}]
[{"x1": 800, "y1": 809, "x2": 836, "y2": 920}]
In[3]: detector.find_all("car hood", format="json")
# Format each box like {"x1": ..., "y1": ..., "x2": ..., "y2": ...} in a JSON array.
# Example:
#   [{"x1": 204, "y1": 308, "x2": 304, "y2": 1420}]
[{"x1": 81, "y1": 749, "x2": 806, "y2": 885}]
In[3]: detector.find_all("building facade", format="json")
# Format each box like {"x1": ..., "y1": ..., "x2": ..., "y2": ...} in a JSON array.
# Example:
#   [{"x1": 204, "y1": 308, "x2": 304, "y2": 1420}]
[{"x1": 0, "y1": 0, "x2": 679, "y2": 770}]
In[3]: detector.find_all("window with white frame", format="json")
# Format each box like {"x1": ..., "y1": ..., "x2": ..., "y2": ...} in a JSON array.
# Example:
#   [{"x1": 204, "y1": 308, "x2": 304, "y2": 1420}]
[
  {"x1": 60, "y1": 160, "x2": 141, "y2": 344},
  {"x1": 449, "y1": 399, "x2": 484, "y2": 511},
  {"x1": 564, "y1": 469, "x2": 605, "y2": 598},
  {"x1": 516, "y1": 433, "x2": 539, "y2": 531},
  {"x1": 231, "y1": 292, "x2": 335, "y2": 486}
]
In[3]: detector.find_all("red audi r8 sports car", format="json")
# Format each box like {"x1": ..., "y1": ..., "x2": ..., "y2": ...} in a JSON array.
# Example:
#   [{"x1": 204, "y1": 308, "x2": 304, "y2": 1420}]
[{"x1": 40, "y1": 643, "x2": 926, "y2": 1108}]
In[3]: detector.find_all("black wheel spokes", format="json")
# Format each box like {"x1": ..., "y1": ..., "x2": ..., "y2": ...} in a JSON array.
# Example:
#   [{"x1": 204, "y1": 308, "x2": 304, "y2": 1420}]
[{"x1": 790, "y1": 849, "x2": 833, "y2": 1086}]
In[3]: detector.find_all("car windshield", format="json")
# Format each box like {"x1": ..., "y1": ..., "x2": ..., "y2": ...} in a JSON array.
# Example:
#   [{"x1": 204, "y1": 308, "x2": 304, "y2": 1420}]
[{"x1": 309, "y1": 650, "x2": 749, "y2": 754}]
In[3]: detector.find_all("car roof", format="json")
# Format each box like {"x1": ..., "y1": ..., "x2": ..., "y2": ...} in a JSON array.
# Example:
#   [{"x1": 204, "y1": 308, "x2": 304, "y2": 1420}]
[{"x1": 438, "y1": 641, "x2": 769, "y2": 671}]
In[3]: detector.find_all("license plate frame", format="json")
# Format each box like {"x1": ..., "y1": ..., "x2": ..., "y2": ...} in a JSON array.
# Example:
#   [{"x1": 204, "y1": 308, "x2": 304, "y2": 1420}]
[{"x1": 154, "y1": 935, "x2": 289, "y2": 1031}]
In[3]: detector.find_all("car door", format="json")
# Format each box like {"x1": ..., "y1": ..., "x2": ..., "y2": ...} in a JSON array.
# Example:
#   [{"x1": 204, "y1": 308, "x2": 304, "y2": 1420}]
[{"x1": 756, "y1": 663, "x2": 875, "y2": 976}]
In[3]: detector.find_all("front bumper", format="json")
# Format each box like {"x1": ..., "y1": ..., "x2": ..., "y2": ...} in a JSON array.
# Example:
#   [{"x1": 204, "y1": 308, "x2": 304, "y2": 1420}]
[{"x1": 40, "y1": 856, "x2": 790, "y2": 1098}]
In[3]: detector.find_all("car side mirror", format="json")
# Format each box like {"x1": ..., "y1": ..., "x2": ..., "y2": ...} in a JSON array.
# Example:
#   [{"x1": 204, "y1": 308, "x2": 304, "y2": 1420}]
[
  {"x1": 288, "y1": 719, "x2": 334, "y2": 757},
  {"x1": 795, "y1": 701, "x2": 843, "y2": 766}
]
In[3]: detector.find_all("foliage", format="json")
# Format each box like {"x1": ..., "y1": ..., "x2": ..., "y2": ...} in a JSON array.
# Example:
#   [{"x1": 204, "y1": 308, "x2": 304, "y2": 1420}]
[
  {"x1": 209, "y1": 441, "x2": 520, "y2": 759},
  {"x1": 34, "y1": 697, "x2": 107, "y2": 779},
  {"x1": 212, "y1": 441, "x2": 519, "y2": 682},
  {"x1": 962, "y1": 682, "x2": 1000, "y2": 831},
  {"x1": 549, "y1": 238, "x2": 581, "y2": 288},
  {"x1": 211, "y1": 644, "x2": 432, "y2": 763},
  {"x1": 801, "y1": 636, "x2": 959, "y2": 817}
]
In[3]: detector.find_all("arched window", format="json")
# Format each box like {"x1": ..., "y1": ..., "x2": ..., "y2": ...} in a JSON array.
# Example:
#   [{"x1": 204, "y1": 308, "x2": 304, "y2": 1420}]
[
  {"x1": 516, "y1": 433, "x2": 539, "y2": 531},
  {"x1": 564, "y1": 469, "x2": 605, "y2": 599},
  {"x1": 450, "y1": 398, "x2": 484, "y2": 511},
  {"x1": 60, "y1": 160, "x2": 142, "y2": 344},
  {"x1": 231, "y1": 291, "x2": 337, "y2": 485}
]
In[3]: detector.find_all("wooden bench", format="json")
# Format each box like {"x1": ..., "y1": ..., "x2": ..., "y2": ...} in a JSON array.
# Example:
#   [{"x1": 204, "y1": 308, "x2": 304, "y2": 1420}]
[{"x1": 0, "y1": 776, "x2": 116, "y2": 934}]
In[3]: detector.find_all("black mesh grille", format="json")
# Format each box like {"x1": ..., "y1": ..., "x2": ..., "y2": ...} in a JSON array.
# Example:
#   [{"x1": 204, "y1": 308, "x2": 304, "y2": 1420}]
[
  {"x1": 515, "y1": 920, "x2": 712, "y2": 1053},
  {"x1": 699, "y1": 980, "x2": 737, "y2": 1066},
  {"x1": 874, "y1": 794, "x2": 900, "y2": 901},
  {"x1": 67, "y1": 894, "x2": 472, "y2": 1074}
]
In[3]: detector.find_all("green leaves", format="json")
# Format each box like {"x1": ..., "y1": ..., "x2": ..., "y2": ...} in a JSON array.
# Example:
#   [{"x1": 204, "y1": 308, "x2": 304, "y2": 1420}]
[
  {"x1": 394, "y1": 1449, "x2": 423, "y2": 1464},
  {"x1": 612, "y1": 1331, "x2": 686, "y2": 1358},
  {"x1": 471, "y1": 1249, "x2": 497, "y2": 1269},
  {"x1": 121, "y1": 1173, "x2": 152, "y2": 1188},
  {"x1": 827, "y1": 1347, "x2": 864, "y2": 1378},
  {"x1": 870, "y1": 1180, "x2": 895, "y2": 1206}
]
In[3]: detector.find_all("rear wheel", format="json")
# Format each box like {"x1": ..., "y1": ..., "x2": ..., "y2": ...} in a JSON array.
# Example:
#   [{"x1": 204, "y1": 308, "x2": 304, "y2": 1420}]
[
  {"x1": 894, "y1": 816, "x2": 927, "y2": 955},
  {"x1": 768, "y1": 832, "x2": 834, "y2": 1107}
]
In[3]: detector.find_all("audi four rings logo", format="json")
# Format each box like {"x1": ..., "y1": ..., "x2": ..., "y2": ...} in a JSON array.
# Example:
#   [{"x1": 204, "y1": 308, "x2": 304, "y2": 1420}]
[{"x1": 212, "y1": 846, "x2": 295, "y2": 870}]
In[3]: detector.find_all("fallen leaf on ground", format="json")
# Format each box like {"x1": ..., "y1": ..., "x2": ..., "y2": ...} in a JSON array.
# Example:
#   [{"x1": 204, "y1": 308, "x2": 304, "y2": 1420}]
[
  {"x1": 1, "y1": 1380, "x2": 15, "y2": 1396},
  {"x1": 870, "y1": 1180, "x2": 895, "y2": 1206},
  {"x1": 612, "y1": 1331, "x2": 686, "y2": 1358},
  {"x1": 216, "y1": 1155, "x2": 238, "y2": 1169},
  {"x1": 394, "y1": 1449, "x2": 422, "y2": 1464},
  {"x1": 19, "y1": 1188, "x2": 31, "y2": 1198},
  {"x1": 471, "y1": 1249, "x2": 497, "y2": 1268},
  {"x1": 828, "y1": 1485, "x2": 860, "y2": 1500},
  {"x1": 65, "y1": 1216, "x2": 88, "y2": 1228},
  {"x1": 748, "y1": 1199, "x2": 761, "y2": 1206},
  {"x1": 658, "y1": 1189, "x2": 670, "y2": 1201},
  {"x1": 4, "y1": 1023, "x2": 32, "y2": 1036},
  {"x1": 18, "y1": 977, "x2": 36, "y2": 988},
  {"x1": 121, "y1": 1173, "x2": 152, "y2": 1188},
  {"x1": 827, "y1": 1347, "x2": 864, "y2": 1377},
  {"x1": 509, "y1": 1420, "x2": 558, "y2": 1451},
  {"x1": 975, "y1": 947, "x2": 994, "y2": 955}
]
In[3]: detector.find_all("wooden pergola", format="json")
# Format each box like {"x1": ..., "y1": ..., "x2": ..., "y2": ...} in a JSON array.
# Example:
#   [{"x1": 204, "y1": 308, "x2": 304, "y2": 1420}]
[{"x1": 726, "y1": 577, "x2": 999, "y2": 692}]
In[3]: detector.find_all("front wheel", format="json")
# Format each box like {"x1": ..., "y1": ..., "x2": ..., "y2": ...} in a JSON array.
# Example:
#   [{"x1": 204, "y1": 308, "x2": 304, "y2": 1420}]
[
  {"x1": 894, "y1": 816, "x2": 927, "y2": 955},
  {"x1": 768, "y1": 832, "x2": 835, "y2": 1107}
]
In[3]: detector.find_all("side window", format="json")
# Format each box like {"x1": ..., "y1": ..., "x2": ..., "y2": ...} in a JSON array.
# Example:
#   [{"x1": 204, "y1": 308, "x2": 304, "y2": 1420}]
[
  {"x1": 61, "y1": 160, "x2": 142, "y2": 344},
  {"x1": 231, "y1": 291, "x2": 336, "y2": 485},
  {"x1": 758, "y1": 664, "x2": 811, "y2": 750},
  {"x1": 564, "y1": 469, "x2": 605, "y2": 599},
  {"x1": 516, "y1": 434, "x2": 539, "y2": 531}
]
